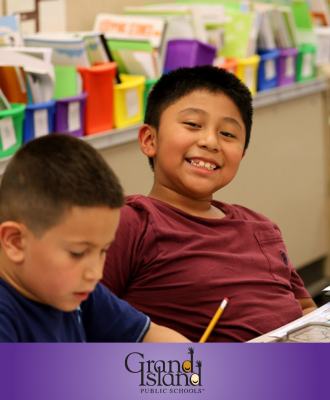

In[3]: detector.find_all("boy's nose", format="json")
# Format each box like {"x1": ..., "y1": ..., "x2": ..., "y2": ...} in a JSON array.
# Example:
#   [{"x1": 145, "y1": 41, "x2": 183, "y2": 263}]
[
  {"x1": 197, "y1": 130, "x2": 220, "y2": 152},
  {"x1": 83, "y1": 260, "x2": 104, "y2": 282}
]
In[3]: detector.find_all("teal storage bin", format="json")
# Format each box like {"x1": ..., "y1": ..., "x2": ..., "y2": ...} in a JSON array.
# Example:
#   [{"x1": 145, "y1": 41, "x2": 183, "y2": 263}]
[{"x1": 0, "y1": 103, "x2": 25, "y2": 158}]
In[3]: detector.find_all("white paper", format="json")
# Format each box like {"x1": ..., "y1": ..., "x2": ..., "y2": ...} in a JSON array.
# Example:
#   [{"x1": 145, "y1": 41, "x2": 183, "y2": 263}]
[
  {"x1": 0, "y1": 117, "x2": 17, "y2": 151},
  {"x1": 68, "y1": 101, "x2": 81, "y2": 132},
  {"x1": 302, "y1": 53, "x2": 313, "y2": 78},
  {"x1": 125, "y1": 88, "x2": 139, "y2": 119},
  {"x1": 285, "y1": 56, "x2": 295, "y2": 78},
  {"x1": 33, "y1": 109, "x2": 49, "y2": 138},
  {"x1": 265, "y1": 59, "x2": 276, "y2": 80}
]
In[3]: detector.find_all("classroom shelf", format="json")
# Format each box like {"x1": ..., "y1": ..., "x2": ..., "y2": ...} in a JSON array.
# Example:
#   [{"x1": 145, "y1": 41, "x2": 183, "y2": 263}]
[{"x1": 0, "y1": 76, "x2": 328, "y2": 176}]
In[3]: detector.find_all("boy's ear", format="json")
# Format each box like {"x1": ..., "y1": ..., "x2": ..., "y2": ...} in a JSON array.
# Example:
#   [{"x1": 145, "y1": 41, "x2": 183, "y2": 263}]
[
  {"x1": 0, "y1": 222, "x2": 27, "y2": 263},
  {"x1": 138, "y1": 124, "x2": 157, "y2": 158},
  {"x1": 242, "y1": 150, "x2": 246, "y2": 159}
]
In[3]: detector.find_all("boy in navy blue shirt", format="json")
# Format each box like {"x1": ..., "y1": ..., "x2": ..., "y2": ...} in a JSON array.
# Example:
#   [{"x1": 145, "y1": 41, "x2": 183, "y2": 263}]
[{"x1": 0, "y1": 134, "x2": 190, "y2": 343}]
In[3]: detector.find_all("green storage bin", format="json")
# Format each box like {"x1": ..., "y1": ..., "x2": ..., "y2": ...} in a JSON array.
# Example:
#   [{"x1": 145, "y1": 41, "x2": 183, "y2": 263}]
[
  {"x1": 296, "y1": 44, "x2": 316, "y2": 82},
  {"x1": 143, "y1": 78, "x2": 158, "y2": 118},
  {"x1": 0, "y1": 103, "x2": 25, "y2": 158},
  {"x1": 53, "y1": 66, "x2": 78, "y2": 99}
]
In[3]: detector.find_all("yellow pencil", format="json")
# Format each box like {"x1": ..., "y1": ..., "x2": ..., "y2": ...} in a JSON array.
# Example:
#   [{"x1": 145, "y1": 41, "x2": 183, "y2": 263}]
[{"x1": 199, "y1": 298, "x2": 228, "y2": 343}]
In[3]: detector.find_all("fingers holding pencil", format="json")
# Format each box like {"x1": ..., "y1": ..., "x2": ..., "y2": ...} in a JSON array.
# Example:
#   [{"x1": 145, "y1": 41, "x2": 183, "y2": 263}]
[{"x1": 199, "y1": 298, "x2": 228, "y2": 343}]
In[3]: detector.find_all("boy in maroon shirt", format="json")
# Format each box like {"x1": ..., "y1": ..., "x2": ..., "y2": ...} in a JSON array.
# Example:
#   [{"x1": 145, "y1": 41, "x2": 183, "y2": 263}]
[{"x1": 101, "y1": 66, "x2": 316, "y2": 342}]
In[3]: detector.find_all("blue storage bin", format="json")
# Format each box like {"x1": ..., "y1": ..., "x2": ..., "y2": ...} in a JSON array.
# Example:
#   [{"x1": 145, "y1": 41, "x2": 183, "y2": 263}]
[
  {"x1": 23, "y1": 100, "x2": 56, "y2": 143},
  {"x1": 257, "y1": 49, "x2": 280, "y2": 91}
]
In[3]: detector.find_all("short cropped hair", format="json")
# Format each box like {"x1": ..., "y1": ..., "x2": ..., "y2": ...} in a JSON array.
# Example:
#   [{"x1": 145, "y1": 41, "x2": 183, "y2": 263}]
[
  {"x1": 0, "y1": 134, "x2": 125, "y2": 236},
  {"x1": 144, "y1": 65, "x2": 253, "y2": 170}
]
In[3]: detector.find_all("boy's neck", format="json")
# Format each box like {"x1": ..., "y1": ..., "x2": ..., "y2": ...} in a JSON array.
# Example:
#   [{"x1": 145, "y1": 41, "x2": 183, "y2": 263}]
[{"x1": 148, "y1": 188, "x2": 225, "y2": 219}]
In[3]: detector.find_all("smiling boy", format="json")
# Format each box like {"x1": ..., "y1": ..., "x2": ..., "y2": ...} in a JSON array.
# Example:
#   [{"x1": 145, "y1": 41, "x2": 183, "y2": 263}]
[
  {"x1": 0, "y1": 134, "x2": 190, "y2": 342},
  {"x1": 102, "y1": 66, "x2": 316, "y2": 343}
]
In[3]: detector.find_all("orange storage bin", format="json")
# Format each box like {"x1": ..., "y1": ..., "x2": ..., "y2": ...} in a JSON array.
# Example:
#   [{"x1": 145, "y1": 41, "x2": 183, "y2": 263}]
[
  {"x1": 218, "y1": 58, "x2": 238, "y2": 74},
  {"x1": 77, "y1": 62, "x2": 116, "y2": 135}
]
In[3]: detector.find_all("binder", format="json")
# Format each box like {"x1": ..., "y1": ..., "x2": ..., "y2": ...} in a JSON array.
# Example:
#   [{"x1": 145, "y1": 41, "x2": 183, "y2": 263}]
[{"x1": 0, "y1": 66, "x2": 28, "y2": 104}]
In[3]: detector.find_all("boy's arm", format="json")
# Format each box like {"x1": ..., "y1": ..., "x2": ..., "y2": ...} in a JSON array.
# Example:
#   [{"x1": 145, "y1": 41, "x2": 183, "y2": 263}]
[
  {"x1": 297, "y1": 298, "x2": 318, "y2": 316},
  {"x1": 143, "y1": 322, "x2": 191, "y2": 343}
]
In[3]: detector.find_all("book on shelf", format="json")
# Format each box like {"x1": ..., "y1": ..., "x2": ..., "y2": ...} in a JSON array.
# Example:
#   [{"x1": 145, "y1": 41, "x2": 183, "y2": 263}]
[
  {"x1": 0, "y1": 14, "x2": 23, "y2": 46},
  {"x1": 0, "y1": 66, "x2": 28, "y2": 104},
  {"x1": 2, "y1": 46, "x2": 53, "y2": 63},
  {"x1": 290, "y1": 0, "x2": 317, "y2": 45},
  {"x1": 254, "y1": 3, "x2": 277, "y2": 50},
  {"x1": 0, "y1": 48, "x2": 55, "y2": 103},
  {"x1": 309, "y1": 0, "x2": 330, "y2": 26},
  {"x1": 24, "y1": 33, "x2": 91, "y2": 67},
  {"x1": 94, "y1": 12, "x2": 192, "y2": 73},
  {"x1": 94, "y1": 13, "x2": 166, "y2": 49},
  {"x1": 107, "y1": 39, "x2": 160, "y2": 79},
  {"x1": 220, "y1": 10, "x2": 262, "y2": 59}
]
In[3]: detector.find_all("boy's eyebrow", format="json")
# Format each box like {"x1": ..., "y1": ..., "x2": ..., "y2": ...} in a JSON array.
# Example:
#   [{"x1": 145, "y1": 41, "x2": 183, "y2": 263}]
[
  {"x1": 178, "y1": 107, "x2": 207, "y2": 116},
  {"x1": 65, "y1": 240, "x2": 114, "y2": 248},
  {"x1": 179, "y1": 108, "x2": 243, "y2": 131}
]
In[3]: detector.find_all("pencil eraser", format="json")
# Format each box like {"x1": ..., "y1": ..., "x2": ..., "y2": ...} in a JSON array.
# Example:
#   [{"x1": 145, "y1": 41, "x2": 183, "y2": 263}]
[{"x1": 224, "y1": 297, "x2": 229, "y2": 302}]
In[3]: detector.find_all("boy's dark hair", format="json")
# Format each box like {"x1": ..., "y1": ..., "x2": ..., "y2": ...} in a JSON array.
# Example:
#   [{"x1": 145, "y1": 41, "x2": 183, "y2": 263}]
[
  {"x1": 0, "y1": 134, "x2": 125, "y2": 236},
  {"x1": 144, "y1": 65, "x2": 253, "y2": 170}
]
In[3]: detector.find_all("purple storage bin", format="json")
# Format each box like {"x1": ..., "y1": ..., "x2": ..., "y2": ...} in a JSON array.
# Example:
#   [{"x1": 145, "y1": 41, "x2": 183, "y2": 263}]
[
  {"x1": 54, "y1": 92, "x2": 87, "y2": 137},
  {"x1": 277, "y1": 48, "x2": 298, "y2": 87},
  {"x1": 164, "y1": 39, "x2": 217, "y2": 72}
]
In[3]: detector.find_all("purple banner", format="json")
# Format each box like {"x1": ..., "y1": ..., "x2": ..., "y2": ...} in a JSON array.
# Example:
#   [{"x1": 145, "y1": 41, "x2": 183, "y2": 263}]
[{"x1": 1, "y1": 344, "x2": 328, "y2": 400}]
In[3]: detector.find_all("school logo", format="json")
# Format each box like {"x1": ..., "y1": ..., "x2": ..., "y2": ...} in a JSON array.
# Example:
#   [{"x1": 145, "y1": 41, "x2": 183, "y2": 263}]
[{"x1": 125, "y1": 347, "x2": 205, "y2": 394}]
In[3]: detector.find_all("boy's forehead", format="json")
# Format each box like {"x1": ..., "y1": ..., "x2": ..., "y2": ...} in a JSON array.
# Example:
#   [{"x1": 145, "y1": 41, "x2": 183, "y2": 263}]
[{"x1": 161, "y1": 90, "x2": 241, "y2": 120}]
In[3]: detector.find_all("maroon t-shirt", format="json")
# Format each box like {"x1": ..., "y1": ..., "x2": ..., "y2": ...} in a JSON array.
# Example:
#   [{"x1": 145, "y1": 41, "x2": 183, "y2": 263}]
[{"x1": 102, "y1": 195, "x2": 310, "y2": 342}]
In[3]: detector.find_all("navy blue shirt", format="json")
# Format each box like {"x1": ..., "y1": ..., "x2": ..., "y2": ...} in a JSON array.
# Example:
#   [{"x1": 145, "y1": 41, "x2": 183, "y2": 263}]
[{"x1": 0, "y1": 278, "x2": 150, "y2": 342}]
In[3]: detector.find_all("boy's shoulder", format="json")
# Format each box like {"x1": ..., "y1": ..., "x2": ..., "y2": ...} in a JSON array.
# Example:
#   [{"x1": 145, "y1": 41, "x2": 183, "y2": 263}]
[{"x1": 221, "y1": 201, "x2": 273, "y2": 223}]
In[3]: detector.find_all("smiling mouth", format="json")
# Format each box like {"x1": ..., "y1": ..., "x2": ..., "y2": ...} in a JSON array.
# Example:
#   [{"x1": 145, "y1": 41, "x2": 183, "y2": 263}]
[{"x1": 186, "y1": 158, "x2": 219, "y2": 171}]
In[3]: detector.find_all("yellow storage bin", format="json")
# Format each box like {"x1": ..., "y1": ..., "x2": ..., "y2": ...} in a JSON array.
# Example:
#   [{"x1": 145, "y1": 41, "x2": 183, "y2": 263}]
[
  {"x1": 235, "y1": 55, "x2": 260, "y2": 95},
  {"x1": 114, "y1": 74, "x2": 146, "y2": 128}
]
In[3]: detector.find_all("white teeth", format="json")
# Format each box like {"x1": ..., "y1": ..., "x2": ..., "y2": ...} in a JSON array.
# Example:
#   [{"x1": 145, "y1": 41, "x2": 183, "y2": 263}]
[{"x1": 188, "y1": 159, "x2": 217, "y2": 171}]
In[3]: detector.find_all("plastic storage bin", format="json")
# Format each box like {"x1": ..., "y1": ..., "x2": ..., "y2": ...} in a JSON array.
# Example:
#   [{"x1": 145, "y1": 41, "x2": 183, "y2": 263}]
[
  {"x1": 143, "y1": 77, "x2": 158, "y2": 117},
  {"x1": 53, "y1": 66, "x2": 79, "y2": 99},
  {"x1": 0, "y1": 103, "x2": 25, "y2": 157},
  {"x1": 277, "y1": 48, "x2": 298, "y2": 87},
  {"x1": 23, "y1": 100, "x2": 56, "y2": 143},
  {"x1": 315, "y1": 27, "x2": 330, "y2": 66},
  {"x1": 77, "y1": 62, "x2": 117, "y2": 135},
  {"x1": 257, "y1": 49, "x2": 280, "y2": 91},
  {"x1": 54, "y1": 92, "x2": 87, "y2": 138},
  {"x1": 164, "y1": 39, "x2": 217, "y2": 72},
  {"x1": 217, "y1": 58, "x2": 238, "y2": 74},
  {"x1": 236, "y1": 55, "x2": 260, "y2": 94},
  {"x1": 114, "y1": 74, "x2": 146, "y2": 129},
  {"x1": 296, "y1": 44, "x2": 316, "y2": 82}
]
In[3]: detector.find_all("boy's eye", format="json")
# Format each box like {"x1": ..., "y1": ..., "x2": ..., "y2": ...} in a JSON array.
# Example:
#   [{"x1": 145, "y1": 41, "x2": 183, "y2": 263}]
[
  {"x1": 184, "y1": 122, "x2": 200, "y2": 128},
  {"x1": 220, "y1": 131, "x2": 235, "y2": 138},
  {"x1": 70, "y1": 252, "x2": 85, "y2": 258}
]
